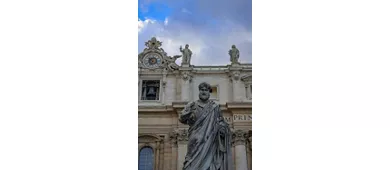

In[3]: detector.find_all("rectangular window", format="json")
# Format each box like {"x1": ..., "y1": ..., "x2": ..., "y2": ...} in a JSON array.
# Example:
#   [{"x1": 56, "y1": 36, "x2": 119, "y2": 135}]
[
  {"x1": 141, "y1": 80, "x2": 160, "y2": 100},
  {"x1": 210, "y1": 86, "x2": 218, "y2": 100}
]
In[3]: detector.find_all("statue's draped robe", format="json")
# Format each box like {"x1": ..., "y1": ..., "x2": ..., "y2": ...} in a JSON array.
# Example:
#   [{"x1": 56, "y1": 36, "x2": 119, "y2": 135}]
[
  {"x1": 181, "y1": 49, "x2": 192, "y2": 64},
  {"x1": 229, "y1": 49, "x2": 239, "y2": 63},
  {"x1": 179, "y1": 100, "x2": 233, "y2": 170}
]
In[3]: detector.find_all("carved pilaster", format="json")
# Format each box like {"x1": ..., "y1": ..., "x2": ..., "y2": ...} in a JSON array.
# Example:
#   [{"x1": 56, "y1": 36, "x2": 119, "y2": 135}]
[
  {"x1": 229, "y1": 70, "x2": 242, "y2": 101},
  {"x1": 181, "y1": 71, "x2": 192, "y2": 101},
  {"x1": 169, "y1": 131, "x2": 178, "y2": 148},
  {"x1": 162, "y1": 81, "x2": 167, "y2": 88},
  {"x1": 232, "y1": 129, "x2": 249, "y2": 146},
  {"x1": 162, "y1": 69, "x2": 168, "y2": 88},
  {"x1": 233, "y1": 129, "x2": 249, "y2": 170}
]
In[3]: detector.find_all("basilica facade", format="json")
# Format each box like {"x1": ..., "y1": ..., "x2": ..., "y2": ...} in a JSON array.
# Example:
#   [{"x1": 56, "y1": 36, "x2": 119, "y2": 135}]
[{"x1": 138, "y1": 37, "x2": 252, "y2": 170}]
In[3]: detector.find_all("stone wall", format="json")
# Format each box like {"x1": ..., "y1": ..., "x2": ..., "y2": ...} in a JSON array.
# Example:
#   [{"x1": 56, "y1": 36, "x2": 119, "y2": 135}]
[{"x1": 139, "y1": 64, "x2": 252, "y2": 170}]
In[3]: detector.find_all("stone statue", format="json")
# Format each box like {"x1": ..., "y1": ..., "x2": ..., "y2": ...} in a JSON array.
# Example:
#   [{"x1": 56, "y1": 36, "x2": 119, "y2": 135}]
[
  {"x1": 180, "y1": 44, "x2": 192, "y2": 65},
  {"x1": 179, "y1": 82, "x2": 233, "y2": 170},
  {"x1": 164, "y1": 55, "x2": 181, "y2": 71},
  {"x1": 229, "y1": 45, "x2": 240, "y2": 64}
]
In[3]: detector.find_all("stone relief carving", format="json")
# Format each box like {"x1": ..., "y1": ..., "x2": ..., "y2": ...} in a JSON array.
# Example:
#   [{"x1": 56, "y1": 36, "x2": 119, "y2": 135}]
[
  {"x1": 181, "y1": 71, "x2": 193, "y2": 82},
  {"x1": 139, "y1": 37, "x2": 164, "y2": 58},
  {"x1": 229, "y1": 45, "x2": 240, "y2": 64},
  {"x1": 179, "y1": 44, "x2": 192, "y2": 65},
  {"x1": 145, "y1": 37, "x2": 164, "y2": 51},
  {"x1": 139, "y1": 37, "x2": 185, "y2": 72},
  {"x1": 163, "y1": 55, "x2": 182, "y2": 71},
  {"x1": 162, "y1": 81, "x2": 167, "y2": 88},
  {"x1": 138, "y1": 37, "x2": 165, "y2": 69},
  {"x1": 229, "y1": 71, "x2": 241, "y2": 81}
]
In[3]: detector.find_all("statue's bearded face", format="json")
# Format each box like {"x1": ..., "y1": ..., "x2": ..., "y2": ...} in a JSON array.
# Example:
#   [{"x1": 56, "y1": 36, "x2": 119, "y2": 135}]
[{"x1": 199, "y1": 87, "x2": 210, "y2": 101}]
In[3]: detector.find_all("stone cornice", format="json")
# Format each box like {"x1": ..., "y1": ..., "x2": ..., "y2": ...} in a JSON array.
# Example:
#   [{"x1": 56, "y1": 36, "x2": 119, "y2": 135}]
[
  {"x1": 138, "y1": 105, "x2": 174, "y2": 113},
  {"x1": 171, "y1": 101, "x2": 188, "y2": 109},
  {"x1": 140, "y1": 66, "x2": 251, "y2": 75},
  {"x1": 171, "y1": 101, "x2": 228, "y2": 111},
  {"x1": 139, "y1": 102, "x2": 251, "y2": 112},
  {"x1": 226, "y1": 102, "x2": 252, "y2": 109}
]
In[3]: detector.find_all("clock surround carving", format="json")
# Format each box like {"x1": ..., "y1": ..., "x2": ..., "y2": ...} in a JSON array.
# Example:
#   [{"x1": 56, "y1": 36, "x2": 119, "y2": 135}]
[{"x1": 139, "y1": 37, "x2": 182, "y2": 71}]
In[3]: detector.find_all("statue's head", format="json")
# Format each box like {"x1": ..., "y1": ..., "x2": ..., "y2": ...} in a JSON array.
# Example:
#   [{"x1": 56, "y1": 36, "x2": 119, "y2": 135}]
[
  {"x1": 198, "y1": 82, "x2": 212, "y2": 101},
  {"x1": 232, "y1": 45, "x2": 236, "y2": 48},
  {"x1": 185, "y1": 44, "x2": 189, "y2": 48}
]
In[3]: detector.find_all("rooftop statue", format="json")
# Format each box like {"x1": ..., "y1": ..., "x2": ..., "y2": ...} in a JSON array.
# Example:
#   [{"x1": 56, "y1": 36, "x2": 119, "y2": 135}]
[
  {"x1": 229, "y1": 45, "x2": 240, "y2": 64},
  {"x1": 179, "y1": 82, "x2": 233, "y2": 170},
  {"x1": 179, "y1": 44, "x2": 192, "y2": 65}
]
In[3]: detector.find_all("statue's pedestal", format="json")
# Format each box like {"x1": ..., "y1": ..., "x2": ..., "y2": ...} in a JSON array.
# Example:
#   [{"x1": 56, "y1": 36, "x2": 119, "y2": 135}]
[
  {"x1": 231, "y1": 63, "x2": 241, "y2": 67},
  {"x1": 181, "y1": 64, "x2": 190, "y2": 67}
]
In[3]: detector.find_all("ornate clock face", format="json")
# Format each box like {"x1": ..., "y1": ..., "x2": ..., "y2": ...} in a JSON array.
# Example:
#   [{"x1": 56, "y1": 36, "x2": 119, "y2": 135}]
[{"x1": 143, "y1": 53, "x2": 162, "y2": 69}]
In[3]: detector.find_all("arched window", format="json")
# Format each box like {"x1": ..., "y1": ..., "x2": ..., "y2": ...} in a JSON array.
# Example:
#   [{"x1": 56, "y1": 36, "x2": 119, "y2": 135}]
[{"x1": 139, "y1": 146, "x2": 154, "y2": 170}]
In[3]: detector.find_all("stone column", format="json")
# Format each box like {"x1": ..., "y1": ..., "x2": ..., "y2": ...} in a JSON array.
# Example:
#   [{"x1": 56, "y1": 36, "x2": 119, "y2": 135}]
[
  {"x1": 233, "y1": 129, "x2": 249, "y2": 170},
  {"x1": 181, "y1": 71, "x2": 192, "y2": 102},
  {"x1": 177, "y1": 129, "x2": 188, "y2": 170},
  {"x1": 163, "y1": 135, "x2": 171, "y2": 170},
  {"x1": 230, "y1": 71, "x2": 242, "y2": 102},
  {"x1": 162, "y1": 70, "x2": 167, "y2": 104},
  {"x1": 169, "y1": 131, "x2": 178, "y2": 170},
  {"x1": 246, "y1": 131, "x2": 252, "y2": 170},
  {"x1": 155, "y1": 141, "x2": 160, "y2": 170}
]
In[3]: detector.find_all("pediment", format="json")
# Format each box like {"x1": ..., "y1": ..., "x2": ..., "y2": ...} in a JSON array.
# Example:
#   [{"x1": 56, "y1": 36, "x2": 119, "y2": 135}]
[{"x1": 138, "y1": 134, "x2": 162, "y2": 143}]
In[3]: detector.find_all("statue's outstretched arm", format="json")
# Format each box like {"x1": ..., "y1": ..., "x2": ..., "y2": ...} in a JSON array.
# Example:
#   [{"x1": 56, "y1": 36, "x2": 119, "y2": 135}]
[{"x1": 179, "y1": 101, "x2": 195, "y2": 124}]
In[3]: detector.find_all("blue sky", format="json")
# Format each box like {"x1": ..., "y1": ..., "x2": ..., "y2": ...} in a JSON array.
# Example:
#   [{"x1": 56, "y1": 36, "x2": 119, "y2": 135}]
[{"x1": 138, "y1": 0, "x2": 252, "y2": 65}]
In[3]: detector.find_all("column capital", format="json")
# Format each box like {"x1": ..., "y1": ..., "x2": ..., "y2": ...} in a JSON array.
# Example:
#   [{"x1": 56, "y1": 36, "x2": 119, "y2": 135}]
[
  {"x1": 232, "y1": 129, "x2": 250, "y2": 146},
  {"x1": 176, "y1": 129, "x2": 189, "y2": 144},
  {"x1": 169, "y1": 131, "x2": 178, "y2": 147},
  {"x1": 156, "y1": 140, "x2": 161, "y2": 150}
]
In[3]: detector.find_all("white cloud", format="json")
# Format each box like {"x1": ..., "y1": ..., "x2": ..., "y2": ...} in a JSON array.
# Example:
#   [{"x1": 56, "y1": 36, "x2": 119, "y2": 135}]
[
  {"x1": 164, "y1": 18, "x2": 169, "y2": 26},
  {"x1": 137, "y1": 0, "x2": 252, "y2": 65},
  {"x1": 138, "y1": 18, "x2": 156, "y2": 33},
  {"x1": 138, "y1": 18, "x2": 252, "y2": 65},
  {"x1": 181, "y1": 8, "x2": 192, "y2": 14}
]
